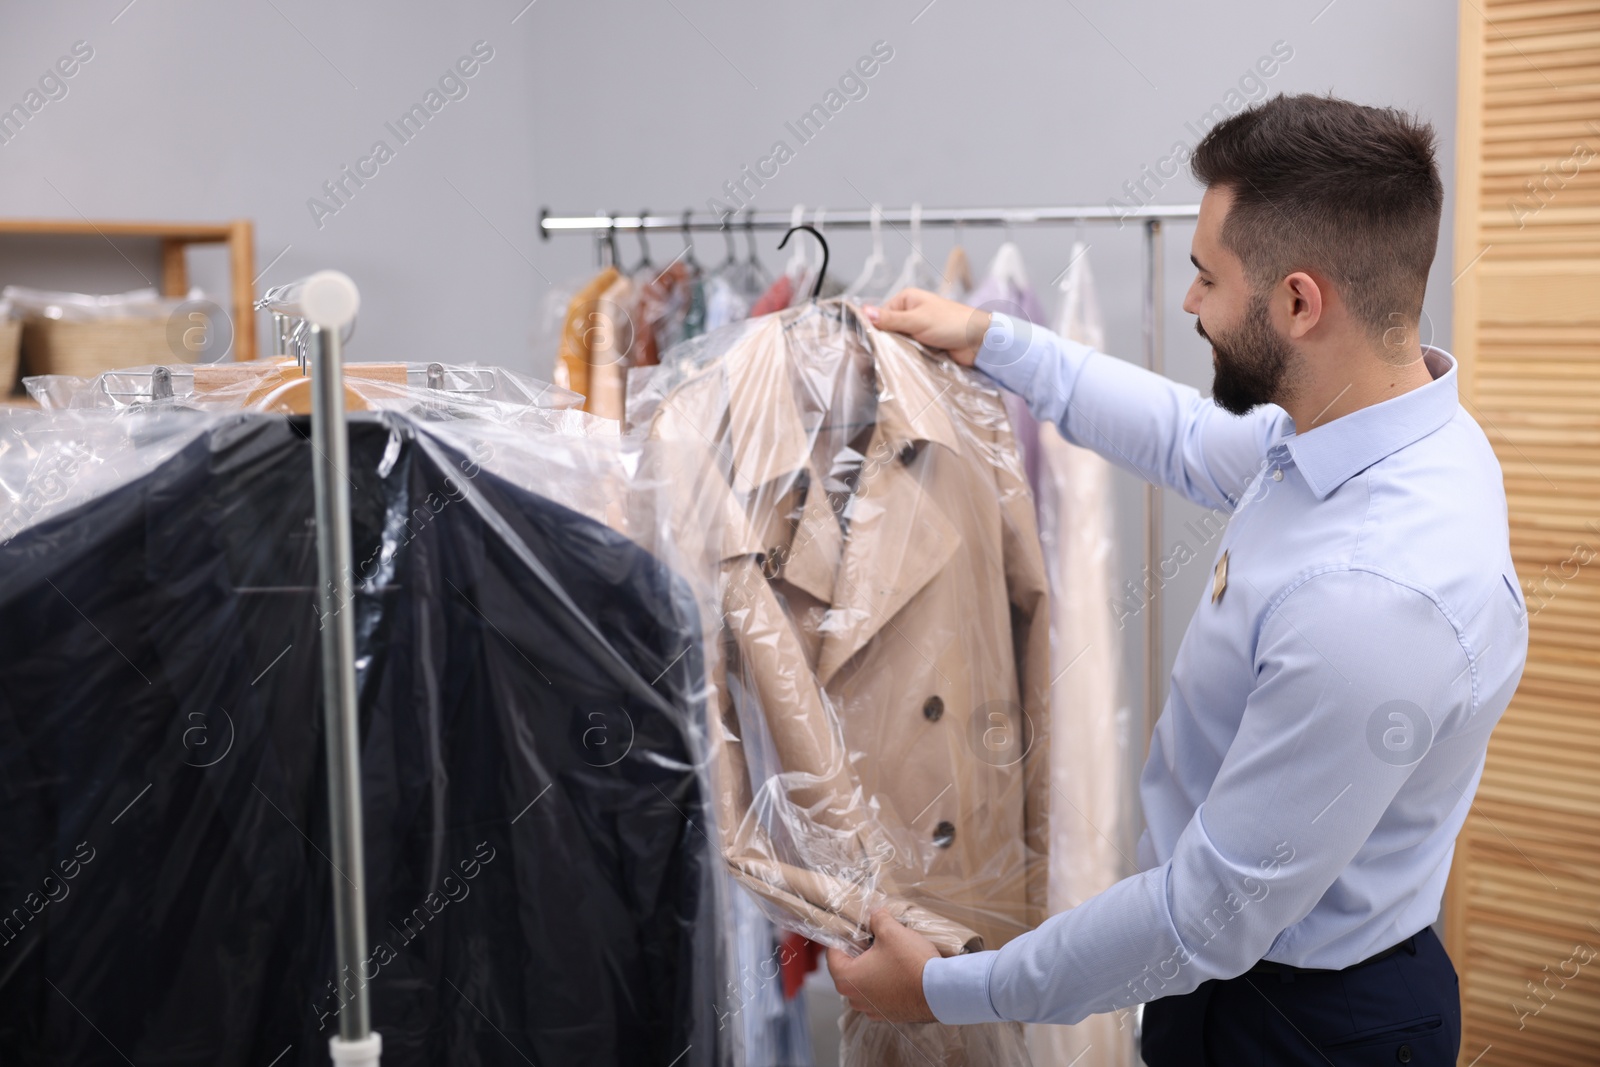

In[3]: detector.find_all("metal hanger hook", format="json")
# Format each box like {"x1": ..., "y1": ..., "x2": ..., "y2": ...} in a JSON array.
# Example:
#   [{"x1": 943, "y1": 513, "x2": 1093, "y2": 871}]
[
  {"x1": 634, "y1": 208, "x2": 653, "y2": 269},
  {"x1": 720, "y1": 212, "x2": 738, "y2": 265},
  {"x1": 778, "y1": 224, "x2": 829, "y2": 301},
  {"x1": 680, "y1": 209, "x2": 698, "y2": 268}
]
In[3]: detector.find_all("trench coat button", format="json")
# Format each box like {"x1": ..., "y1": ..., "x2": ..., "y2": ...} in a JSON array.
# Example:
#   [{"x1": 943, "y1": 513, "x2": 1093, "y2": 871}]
[
  {"x1": 923, "y1": 695, "x2": 944, "y2": 722},
  {"x1": 761, "y1": 548, "x2": 783, "y2": 579},
  {"x1": 898, "y1": 442, "x2": 919, "y2": 466},
  {"x1": 933, "y1": 821, "x2": 955, "y2": 848},
  {"x1": 1396, "y1": 1046, "x2": 1411, "y2": 1063}
]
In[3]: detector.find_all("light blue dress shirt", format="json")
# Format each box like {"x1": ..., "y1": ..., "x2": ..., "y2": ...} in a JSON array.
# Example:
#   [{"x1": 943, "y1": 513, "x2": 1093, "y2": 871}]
[{"x1": 922, "y1": 314, "x2": 1529, "y2": 1026}]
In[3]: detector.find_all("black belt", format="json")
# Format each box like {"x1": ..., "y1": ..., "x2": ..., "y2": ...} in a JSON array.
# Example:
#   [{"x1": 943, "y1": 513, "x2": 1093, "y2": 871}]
[{"x1": 1248, "y1": 931, "x2": 1421, "y2": 977}]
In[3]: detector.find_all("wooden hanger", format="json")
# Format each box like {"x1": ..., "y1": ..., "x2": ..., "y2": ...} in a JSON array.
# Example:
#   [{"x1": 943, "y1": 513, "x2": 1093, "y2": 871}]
[{"x1": 192, "y1": 358, "x2": 408, "y2": 413}]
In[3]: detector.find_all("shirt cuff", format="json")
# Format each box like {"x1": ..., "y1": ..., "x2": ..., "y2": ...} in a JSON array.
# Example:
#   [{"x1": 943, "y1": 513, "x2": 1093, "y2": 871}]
[
  {"x1": 973, "y1": 312, "x2": 1043, "y2": 395},
  {"x1": 922, "y1": 950, "x2": 1003, "y2": 1025}
]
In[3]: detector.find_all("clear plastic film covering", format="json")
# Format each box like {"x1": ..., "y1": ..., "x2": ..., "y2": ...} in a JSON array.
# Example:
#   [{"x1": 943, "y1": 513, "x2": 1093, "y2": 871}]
[
  {"x1": 1, "y1": 284, "x2": 183, "y2": 321},
  {"x1": 25, "y1": 359, "x2": 585, "y2": 414},
  {"x1": 625, "y1": 298, "x2": 1050, "y2": 1064},
  {"x1": 0, "y1": 375, "x2": 728, "y2": 1065},
  {"x1": 1026, "y1": 249, "x2": 1139, "y2": 1067}
]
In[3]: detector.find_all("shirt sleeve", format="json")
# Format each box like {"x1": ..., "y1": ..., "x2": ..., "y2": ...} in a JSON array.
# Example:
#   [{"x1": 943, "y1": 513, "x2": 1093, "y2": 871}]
[
  {"x1": 973, "y1": 312, "x2": 1285, "y2": 512},
  {"x1": 923, "y1": 567, "x2": 1473, "y2": 1025}
]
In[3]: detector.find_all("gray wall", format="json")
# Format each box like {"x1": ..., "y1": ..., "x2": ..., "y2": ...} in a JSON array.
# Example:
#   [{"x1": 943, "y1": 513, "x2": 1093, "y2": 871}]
[
  {"x1": 0, "y1": 0, "x2": 1458, "y2": 369},
  {"x1": 0, "y1": 0, "x2": 1457, "y2": 824}
]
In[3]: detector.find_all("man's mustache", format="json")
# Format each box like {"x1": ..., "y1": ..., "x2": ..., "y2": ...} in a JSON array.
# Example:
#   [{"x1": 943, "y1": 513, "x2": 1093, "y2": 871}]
[{"x1": 1194, "y1": 318, "x2": 1211, "y2": 343}]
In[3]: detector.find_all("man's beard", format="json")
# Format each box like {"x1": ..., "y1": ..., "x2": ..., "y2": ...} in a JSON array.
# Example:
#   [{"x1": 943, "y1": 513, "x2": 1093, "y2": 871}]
[{"x1": 1196, "y1": 293, "x2": 1298, "y2": 416}]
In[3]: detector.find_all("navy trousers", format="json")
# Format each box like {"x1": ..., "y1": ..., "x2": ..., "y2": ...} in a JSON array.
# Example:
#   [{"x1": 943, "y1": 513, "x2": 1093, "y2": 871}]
[{"x1": 1141, "y1": 926, "x2": 1461, "y2": 1066}]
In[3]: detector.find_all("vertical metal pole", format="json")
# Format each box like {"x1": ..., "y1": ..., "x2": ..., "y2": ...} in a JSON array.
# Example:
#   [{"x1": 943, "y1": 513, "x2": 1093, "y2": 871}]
[
  {"x1": 1142, "y1": 219, "x2": 1165, "y2": 749},
  {"x1": 273, "y1": 312, "x2": 291, "y2": 358},
  {"x1": 308, "y1": 322, "x2": 372, "y2": 1043}
]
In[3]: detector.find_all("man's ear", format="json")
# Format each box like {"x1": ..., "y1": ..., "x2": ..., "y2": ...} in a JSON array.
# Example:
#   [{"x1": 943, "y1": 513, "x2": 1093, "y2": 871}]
[{"x1": 1282, "y1": 271, "x2": 1324, "y2": 339}]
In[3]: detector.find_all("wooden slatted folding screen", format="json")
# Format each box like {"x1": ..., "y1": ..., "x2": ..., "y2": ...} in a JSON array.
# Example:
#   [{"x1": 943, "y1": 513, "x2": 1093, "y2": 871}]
[{"x1": 1447, "y1": 2, "x2": 1600, "y2": 1064}]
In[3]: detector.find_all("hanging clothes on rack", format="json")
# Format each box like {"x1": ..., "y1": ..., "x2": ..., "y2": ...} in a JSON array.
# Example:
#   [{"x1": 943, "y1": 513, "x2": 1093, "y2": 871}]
[
  {"x1": 843, "y1": 205, "x2": 896, "y2": 303},
  {"x1": 629, "y1": 297, "x2": 1048, "y2": 1067},
  {"x1": 632, "y1": 260, "x2": 695, "y2": 368},
  {"x1": 702, "y1": 220, "x2": 770, "y2": 333},
  {"x1": 586, "y1": 268, "x2": 638, "y2": 419},
  {"x1": 0, "y1": 399, "x2": 725, "y2": 1067},
  {"x1": 884, "y1": 204, "x2": 941, "y2": 296},
  {"x1": 1021, "y1": 243, "x2": 1138, "y2": 1067},
  {"x1": 938, "y1": 243, "x2": 972, "y2": 302},
  {"x1": 553, "y1": 264, "x2": 619, "y2": 399},
  {"x1": 966, "y1": 242, "x2": 1047, "y2": 492},
  {"x1": 749, "y1": 272, "x2": 794, "y2": 318}
]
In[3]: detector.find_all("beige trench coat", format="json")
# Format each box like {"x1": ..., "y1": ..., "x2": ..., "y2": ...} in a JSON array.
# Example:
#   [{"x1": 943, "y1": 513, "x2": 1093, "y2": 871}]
[{"x1": 633, "y1": 301, "x2": 1050, "y2": 963}]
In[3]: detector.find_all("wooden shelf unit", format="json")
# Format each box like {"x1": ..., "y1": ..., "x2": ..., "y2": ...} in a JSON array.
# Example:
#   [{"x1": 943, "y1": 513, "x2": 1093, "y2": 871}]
[{"x1": 0, "y1": 217, "x2": 256, "y2": 362}]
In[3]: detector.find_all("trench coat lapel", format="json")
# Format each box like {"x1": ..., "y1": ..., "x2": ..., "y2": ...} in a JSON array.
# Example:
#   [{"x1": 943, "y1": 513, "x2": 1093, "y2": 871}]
[
  {"x1": 777, "y1": 465, "x2": 841, "y2": 605},
  {"x1": 815, "y1": 328, "x2": 966, "y2": 686}
]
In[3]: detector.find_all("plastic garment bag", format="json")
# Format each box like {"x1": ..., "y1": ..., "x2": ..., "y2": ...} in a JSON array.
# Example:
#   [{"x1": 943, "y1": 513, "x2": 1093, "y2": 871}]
[
  {"x1": 552, "y1": 267, "x2": 620, "y2": 399},
  {"x1": 1, "y1": 283, "x2": 182, "y2": 321},
  {"x1": 703, "y1": 255, "x2": 770, "y2": 335},
  {"x1": 703, "y1": 227, "x2": 818, "y2": 1063},
  {"x1": 937, "y1": 243, "x2": 972, "y2": 302},
  {"x1": 725, "y1": 882, "x2": 815, "y2": 1066},
  {"x1": 627, "y1": 298, "x2": 1049, "y2": 1065},
  {"x1": 634, "y1": 260, "x2": 700, "y2": 367},
  {"x1": 966, "y1": 242, "x2": 1048, "y2": 491},
  {"x1": 709, "y1": 218, "x2": 775, "y2": 331},
  {"x1": 0, "y1": 398, "x2": 726, "y2": 1066},
  {"x1": 1023, "y1": 243, "x2": 1138, "y2": 1067},
  {"x1": 968, "y1": 243, "x2": 1047, "y2": 326},
  {"x1": 25, "y1": 359, "x2": 588, "y2": 414}
]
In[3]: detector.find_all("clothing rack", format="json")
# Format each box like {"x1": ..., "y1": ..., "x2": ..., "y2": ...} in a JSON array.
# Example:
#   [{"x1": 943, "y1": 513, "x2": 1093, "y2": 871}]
[
  {"x1": 256, "y1": 272, "x2": 381, "y2": 1067},
  {"x1": 539, "y1": 202, "x2": 1202, "y2": 754}
]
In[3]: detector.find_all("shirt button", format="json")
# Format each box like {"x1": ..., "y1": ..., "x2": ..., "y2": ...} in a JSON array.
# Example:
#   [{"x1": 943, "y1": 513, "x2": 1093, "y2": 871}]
[
  {"x1": 933, "y1": 821, "x2": 955, "y2": 848},
  {"x1": 1396, "y1": 1046, "x2": 1412, "y2": 1063},
  {"x1": 1272, "y1": 468, "x2": 1283, "y2": 481},
  {"x1": 923, "y1": 695, "x2": 944, "y2": 722}
]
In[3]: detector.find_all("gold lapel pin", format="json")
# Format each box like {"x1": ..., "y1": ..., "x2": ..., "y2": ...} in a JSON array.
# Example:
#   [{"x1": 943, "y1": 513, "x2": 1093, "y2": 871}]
[{"x1": 1212, "y1": 550, "x2": 1229, "y2": 604}]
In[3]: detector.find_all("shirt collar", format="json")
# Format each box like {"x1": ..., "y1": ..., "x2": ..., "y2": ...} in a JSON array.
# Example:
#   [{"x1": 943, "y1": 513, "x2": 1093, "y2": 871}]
[{"x1": 1281, "y1": 345, "x2": 1459, "y2": 500}]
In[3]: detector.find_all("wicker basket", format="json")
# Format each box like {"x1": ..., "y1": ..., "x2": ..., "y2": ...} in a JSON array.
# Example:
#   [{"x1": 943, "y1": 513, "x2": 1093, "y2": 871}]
[
  {"x1": 20, "y1": 317, "x2": 176, "y2": 379},
  {"x1": 0, "y1": 320, "x2": 19, "y2": 394}
]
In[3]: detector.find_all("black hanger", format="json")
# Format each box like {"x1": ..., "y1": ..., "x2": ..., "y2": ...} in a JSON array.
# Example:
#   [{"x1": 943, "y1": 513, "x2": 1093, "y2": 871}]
[
  {"x1": 605, "y1": 216, "x2": 622, "y2": 269},
  {"x1": 778, "y1": 224, "x2": 829, "y2": 301},
  {"x1": 718, "y1": 213, "x2": 739, "y2": 270},
  {"x1": 631, "y1": 208, "x2": 654, "y2": 272}
]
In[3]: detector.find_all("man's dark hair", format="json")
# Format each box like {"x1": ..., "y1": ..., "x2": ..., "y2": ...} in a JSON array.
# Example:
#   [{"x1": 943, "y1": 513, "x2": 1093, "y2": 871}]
[{"x1": 1191, "y1": 93, "x2": 1443, "y2": 341}]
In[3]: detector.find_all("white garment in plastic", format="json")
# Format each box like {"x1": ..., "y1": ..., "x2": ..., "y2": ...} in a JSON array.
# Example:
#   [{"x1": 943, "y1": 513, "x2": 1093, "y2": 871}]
[{"x1": 1024, "y1": 242, "x2": 1138, "y2": 1067}]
